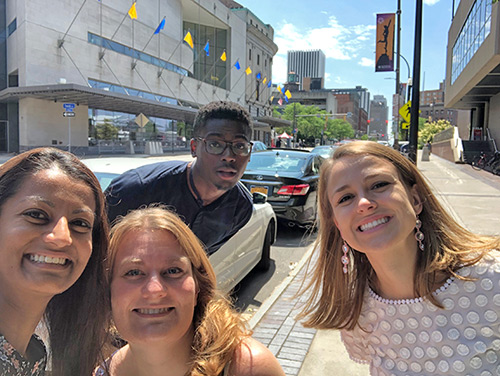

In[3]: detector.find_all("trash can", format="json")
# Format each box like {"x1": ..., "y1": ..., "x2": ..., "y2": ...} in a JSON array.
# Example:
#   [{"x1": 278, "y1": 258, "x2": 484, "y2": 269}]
[{"x1": 421, "y1": 146, "x2": 430, "y2": 161}]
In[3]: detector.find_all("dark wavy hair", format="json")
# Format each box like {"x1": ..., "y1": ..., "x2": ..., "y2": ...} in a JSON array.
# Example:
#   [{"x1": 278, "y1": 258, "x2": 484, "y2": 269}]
[
  {"x1": 193, "y1": 101, "x2": 253, "y2": 139},
  {"x1": 0, "y1": 147, "x2": 109, "y2": 376}
]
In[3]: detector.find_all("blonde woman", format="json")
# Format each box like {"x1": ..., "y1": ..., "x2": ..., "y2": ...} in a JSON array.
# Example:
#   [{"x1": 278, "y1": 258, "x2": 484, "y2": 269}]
[
  {"x1": 299, "y1": 141, "x2": 500, "y2": 375},
  {"x1": 96, "y1": 206, "x2": 284, "y2": 376}
]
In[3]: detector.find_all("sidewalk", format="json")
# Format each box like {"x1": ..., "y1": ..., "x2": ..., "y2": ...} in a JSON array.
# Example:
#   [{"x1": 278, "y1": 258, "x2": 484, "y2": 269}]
[{"x1": 250, "y1": 153, "x2": 500, "y2": 376}]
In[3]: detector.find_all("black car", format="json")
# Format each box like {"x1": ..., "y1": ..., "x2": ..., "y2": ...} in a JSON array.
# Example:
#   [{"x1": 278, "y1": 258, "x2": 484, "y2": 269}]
[{"x1": 241, "y1": 149, "x2": 323, "y2": 228}]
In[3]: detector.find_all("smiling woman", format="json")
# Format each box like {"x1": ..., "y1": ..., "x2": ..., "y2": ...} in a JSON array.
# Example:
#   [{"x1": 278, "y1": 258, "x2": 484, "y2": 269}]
[
  {"x1": 0, "y1": 148, "x2": 109, "y2": 376},
  {"x1": 97, "y1": 206, "x2": 285, "y2": 376},
  {"x1": 298, "y1": 141, "x2": 500, "y2": 375}
]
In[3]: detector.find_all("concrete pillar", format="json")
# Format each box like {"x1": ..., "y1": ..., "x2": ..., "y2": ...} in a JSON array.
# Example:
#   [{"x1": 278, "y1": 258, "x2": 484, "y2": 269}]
[{"x1": 421, "y1": 146, "x2": 430, "y2": 161}]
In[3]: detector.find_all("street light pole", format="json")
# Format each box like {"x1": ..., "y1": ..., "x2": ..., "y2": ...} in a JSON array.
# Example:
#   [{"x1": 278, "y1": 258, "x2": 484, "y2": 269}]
[
  {"x1": 409, "y1": 0, "x2": 423, "y2": 164},
  {"x1": 394, "y1": 0, "x2": 401, "y2": 150}
]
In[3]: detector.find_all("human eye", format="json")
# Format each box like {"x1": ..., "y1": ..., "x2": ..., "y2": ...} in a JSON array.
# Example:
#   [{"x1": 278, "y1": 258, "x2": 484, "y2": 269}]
[
  {"x1": 372, "y1": 181, "x2": 390, "y2": 190},
  {"x1": 338, "y1": 194, "x2": 354, "y2": 204},
  {"x1": 22, "y1": 209, "x2": 48, "y2": 223},
  {"x1": 207, "y1": 139, "x2": 222, "y2": 148},
  {"x1": 163, "y1": 267, "x2": 183, "y2": 277},
  {"x1": 124, "y1": 269, "x2": 143, "y2": 277},
  {"x1": 70, "y1": 218, "x2": 93, "y2": 233}
]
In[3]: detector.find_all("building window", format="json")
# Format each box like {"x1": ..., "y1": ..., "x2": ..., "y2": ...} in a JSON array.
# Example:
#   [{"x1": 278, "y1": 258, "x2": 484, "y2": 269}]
[
  {"x1": 257, "y1": 54, "x2": 260, "y2": 65},
  {"x1": 88, "y1": 33, "x2": 188, "y2": 77},
  {"x1": 249, "y1": 49, "x2": 252, "y2": 60},
  {"x1": 451, "y1": 0, "x2": 492, "y2": 83},
  {"x1": 7, "y1": 18, "x2": 17, "y2": 36}
]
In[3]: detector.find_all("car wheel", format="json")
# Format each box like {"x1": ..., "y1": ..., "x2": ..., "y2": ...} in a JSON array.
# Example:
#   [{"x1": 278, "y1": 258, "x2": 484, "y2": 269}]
[{"x1": 256, "y1": 223, "x2": 272, "y2": 271}]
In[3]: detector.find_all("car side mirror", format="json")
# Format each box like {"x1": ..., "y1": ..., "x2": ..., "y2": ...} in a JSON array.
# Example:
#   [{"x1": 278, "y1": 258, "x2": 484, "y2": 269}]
[{"x1": 252, "y1": 191, "x2": 267, "y2": 204}]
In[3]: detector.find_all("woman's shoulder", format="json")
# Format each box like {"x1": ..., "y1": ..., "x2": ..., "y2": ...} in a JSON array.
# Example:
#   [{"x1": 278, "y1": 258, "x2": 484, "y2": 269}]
[{"x1": 226, "y1": 337, "x2": 285, "y2": 376}]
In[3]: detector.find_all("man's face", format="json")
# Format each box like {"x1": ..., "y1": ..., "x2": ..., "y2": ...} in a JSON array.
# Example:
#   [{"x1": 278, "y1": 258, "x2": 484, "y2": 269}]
[{"x1": 192, "y1": 118, "x2": 251, "y2": 191}]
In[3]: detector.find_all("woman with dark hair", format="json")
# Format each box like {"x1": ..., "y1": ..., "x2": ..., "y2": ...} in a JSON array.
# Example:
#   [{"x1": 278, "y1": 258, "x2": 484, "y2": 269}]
[
  {"x1": 298, "y1": 141, "x2": 500, "y2": 375},
  {"x1": 97, "y1": 206, "x2": 284, "y2": 376},
  {"x1": 0, "y1": 147, "x2": 109, "y2": 375}
]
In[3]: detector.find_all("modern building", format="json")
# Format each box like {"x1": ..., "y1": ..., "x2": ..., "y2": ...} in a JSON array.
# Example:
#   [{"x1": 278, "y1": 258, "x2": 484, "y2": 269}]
[
  {"x1": 0, "y1": 0, "x2": 279, "y2": 152},
  {"x1": 332, "y1": 86, "x2": 370, "y2": 134},
  {"x1": 287, "y1": 50, "x2": 325, "y2": 90},
  {"x1": 445, "y1": 0, "x2": 499, "y2": 149},
  {"x1": 369, "y1": 95, "x2": 388, "y2": 140}
]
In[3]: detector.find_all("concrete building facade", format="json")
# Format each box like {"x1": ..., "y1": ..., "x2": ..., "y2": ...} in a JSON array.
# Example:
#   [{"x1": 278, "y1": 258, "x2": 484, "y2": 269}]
[
  {"x1": 287, "y1": 50, "x2": 325, "y2": 90},
  {"x1": 369, "y1": 95, "x2": 388, "y2": 140},
  {"x1": 445, "y1": 0, "x2": 500, "y2": 148},
  {"x1": 0, "y1": 0, "x2": 278, "y2": 152}
]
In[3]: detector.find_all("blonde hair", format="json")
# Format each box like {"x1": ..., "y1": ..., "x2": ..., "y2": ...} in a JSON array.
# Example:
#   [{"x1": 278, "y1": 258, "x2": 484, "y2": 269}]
[
  {"x1": 298, "y1": 141, "x2": 500, "y2": 330},
  {"x1": 107, "y1": 206, "x2": 249, "y2": 375}
]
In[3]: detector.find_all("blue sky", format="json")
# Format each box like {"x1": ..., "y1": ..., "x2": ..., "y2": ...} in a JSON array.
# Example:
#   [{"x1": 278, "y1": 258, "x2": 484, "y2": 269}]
[{"x1": 236, "y1": 0, "x2": 455, "y2": 126}]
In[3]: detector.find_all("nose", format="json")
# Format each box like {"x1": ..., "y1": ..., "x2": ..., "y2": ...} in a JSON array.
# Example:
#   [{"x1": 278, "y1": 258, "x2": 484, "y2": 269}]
[
  {"x1": 45, "y1": 217, "x2": 72, "y2": 247},
  {"x1": 143, "y1": 274, "x2": 167, "y2": 298},
  {"x1": 220, "y1": 144, "x2": 236, "y2": 162},
  {"x1": 357, "y1": 196, "x2": 376, "y2": 213}
]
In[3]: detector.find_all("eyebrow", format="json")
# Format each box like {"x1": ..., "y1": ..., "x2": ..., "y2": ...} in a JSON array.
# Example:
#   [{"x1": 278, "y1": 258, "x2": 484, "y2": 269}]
[
  {"x1": 204, "y1": 132, "x2": 249, "y2": 140},
  {"x1": 21, "y1": 196, "x2": 96, "y2": 219},
  {"x1": 332, "y1": 173, "x2": 387, "y2": 195}
]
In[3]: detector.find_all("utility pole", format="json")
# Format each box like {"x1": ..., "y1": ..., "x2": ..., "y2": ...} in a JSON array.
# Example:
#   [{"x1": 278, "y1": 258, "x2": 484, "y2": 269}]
[
  {"x1": 409, "y1": 0, "x2": 423, "y2": 164},
  {"x1": 394, "y1": 0, "x2": 401, "y2": 150}
]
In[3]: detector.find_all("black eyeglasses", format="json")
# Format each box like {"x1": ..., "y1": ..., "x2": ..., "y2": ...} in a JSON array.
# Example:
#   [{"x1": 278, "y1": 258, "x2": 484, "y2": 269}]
[{"x1": 196, "y1": 137, "x2": 253, "y2": 156}]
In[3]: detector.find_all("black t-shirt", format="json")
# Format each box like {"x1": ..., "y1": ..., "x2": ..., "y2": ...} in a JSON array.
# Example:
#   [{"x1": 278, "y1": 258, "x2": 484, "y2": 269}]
[{"x1": 105, "y1": 160, "x2": 253, "y2": 255}]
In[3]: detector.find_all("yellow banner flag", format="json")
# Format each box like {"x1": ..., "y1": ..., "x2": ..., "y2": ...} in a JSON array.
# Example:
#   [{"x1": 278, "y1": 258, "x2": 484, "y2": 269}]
[
  {"x1": 184, "y1": 31, "x2": 194, "y2": 49},
  {"x1": 262, "y1": 77, "x2": 267, "y2": 84},
  {"x1": 128, "y1": 2, "x2": 137, "y2": 19},
  {"x1": 285, "y1": 90, "x2": 292, "y2": 99},
  {"x1": 220, "y1": 50, "x2": 227, "y2": 62},
  {"x1": 277, "y1": 85, "x2": 282, "y2": 93},
  {"x1": 245, "y1": 66, "x2": 252, "y2": 75}
]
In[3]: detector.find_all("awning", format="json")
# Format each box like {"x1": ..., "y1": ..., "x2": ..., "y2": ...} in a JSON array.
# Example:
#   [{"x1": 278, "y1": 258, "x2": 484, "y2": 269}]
[{"x1": 0, "y1": 84, "x2": 199, "y2": 123}]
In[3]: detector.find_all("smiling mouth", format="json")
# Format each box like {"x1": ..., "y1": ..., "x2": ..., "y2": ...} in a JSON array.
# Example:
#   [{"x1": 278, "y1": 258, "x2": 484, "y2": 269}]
[
  {"x1": 359, "y1": 217, "x2": 390, "y2": 232},
  {"x1": 134, "y1": 307, "x2": 174, "y2": 315},
  {"x1": 27, "y1": 254, "x2": 70, "y2": 266}
]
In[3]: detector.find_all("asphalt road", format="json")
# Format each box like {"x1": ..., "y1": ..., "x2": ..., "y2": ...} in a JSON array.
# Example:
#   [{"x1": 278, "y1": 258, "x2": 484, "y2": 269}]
[{"x1": 232, "y1": 223, "x2": 317, "y2": 320}]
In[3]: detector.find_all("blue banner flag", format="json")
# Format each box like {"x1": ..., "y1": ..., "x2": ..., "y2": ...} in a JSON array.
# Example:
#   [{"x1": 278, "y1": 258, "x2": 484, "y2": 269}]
[
  {"x1": 256, "y1": 72, "x2": 262, "y2": 79},
  {"x1": 267, "y1": 80, "x2": 272, "y2": 88},
  {"x1": 154, "y1": 18, "x2": 165, "y2": 34},
  {"x1": 204, "y1": 41, "x2": 210, "y2": 56},
  {"x1": 234, "y1": 60, "x2": 241, "y2": 70}
]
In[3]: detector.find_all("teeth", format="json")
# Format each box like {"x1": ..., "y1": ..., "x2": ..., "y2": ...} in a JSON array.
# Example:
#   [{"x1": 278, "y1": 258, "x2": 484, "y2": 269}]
[
  {"x1": 360, "y1": 217, "x2": 389, "y2": 232},
  {"x1": 29, "y1": 254, "x2": 68, "y2": 265},
  {"x1": 137, "y1": 308, "x2": 170, "y2": 315}
]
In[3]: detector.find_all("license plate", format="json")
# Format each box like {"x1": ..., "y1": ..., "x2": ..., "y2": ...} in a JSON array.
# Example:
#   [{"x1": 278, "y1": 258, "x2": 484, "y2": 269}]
[{"x1": 250, "y1": 186, "x2": 269, "y2": 196}]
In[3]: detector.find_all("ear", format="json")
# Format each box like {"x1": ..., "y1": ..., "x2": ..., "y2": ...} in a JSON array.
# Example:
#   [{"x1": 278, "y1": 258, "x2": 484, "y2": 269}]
[
  {"x1": 410, "y1": 184, "x2": 423, "y2": 215},
  {"x1": 190, "y1": 138, "x2": 197, "y2": 157}
]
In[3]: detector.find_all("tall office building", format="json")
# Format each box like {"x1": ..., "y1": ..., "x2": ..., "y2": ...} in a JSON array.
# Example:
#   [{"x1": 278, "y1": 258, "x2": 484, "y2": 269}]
[
  {"x1": 369, "y1": 95, "x2": 388, "y2": 140},
  {"x1": 287, "y1": 50, "x2": 325, "y2": 90}
]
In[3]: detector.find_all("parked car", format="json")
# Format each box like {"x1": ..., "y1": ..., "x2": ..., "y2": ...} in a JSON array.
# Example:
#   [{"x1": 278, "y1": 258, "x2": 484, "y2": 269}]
[
  {"x1": 82, "y1": 157, "x2": 277, "y2": 293},
  {"x1": 310, "y1": 145, "x2": 339, "y2": 159},
  {"x1": 240, "y1": 149, "x2": 323, "y2": 228},
  {"x1": 252, "y1": 140, "x2": 268, "y2": 152}
]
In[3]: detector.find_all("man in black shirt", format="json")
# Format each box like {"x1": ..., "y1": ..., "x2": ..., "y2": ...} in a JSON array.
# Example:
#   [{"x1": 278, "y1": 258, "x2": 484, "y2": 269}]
[{"x1": 105, "y1": 101, "x2": 254, "y2": 255}]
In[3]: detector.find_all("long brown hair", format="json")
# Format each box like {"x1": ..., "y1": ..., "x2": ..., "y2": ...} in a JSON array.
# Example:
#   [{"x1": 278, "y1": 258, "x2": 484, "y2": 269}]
[
  {"x1": 0, "y1": 147, "x2": 109, "y2": 376},
  {"x1": 298, "y1": 141, "x2": 500, "y2": 330},
  {"x1": 107, "y1": 206, "x2": 249, "y2": 375}
]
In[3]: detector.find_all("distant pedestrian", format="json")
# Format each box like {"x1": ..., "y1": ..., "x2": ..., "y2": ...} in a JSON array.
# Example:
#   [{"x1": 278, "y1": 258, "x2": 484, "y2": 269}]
[
  {"x1": 426, "y1": 140, "x2": 432, "y2": 154},
  {"x1": 298, "y1": 141, "x2": 500, "y2": 375},
  {"x1": 276, "y1": 138, "x2": 282, "y2": 148}
]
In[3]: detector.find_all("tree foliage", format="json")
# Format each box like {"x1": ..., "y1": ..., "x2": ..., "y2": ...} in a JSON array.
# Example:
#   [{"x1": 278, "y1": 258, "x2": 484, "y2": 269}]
[
  {"x1": 418, "y1": 119, "x2": 452, "y2": 148},
  {"x1": 96, "y1": 118, "x2": 119, "y2": 140},
  {"x1": 272, "y1": 103, "x2": 354, "y2": 141}
]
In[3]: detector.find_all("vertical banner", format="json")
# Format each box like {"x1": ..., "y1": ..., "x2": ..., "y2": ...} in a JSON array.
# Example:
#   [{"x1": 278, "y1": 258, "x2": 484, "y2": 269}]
[{"x1": 376, "y1": 13, "x2": 395, "y2": 72}]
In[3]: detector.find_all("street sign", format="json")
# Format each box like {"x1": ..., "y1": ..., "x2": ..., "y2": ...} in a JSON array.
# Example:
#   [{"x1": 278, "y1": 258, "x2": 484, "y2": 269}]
[
  {"x1": 63, "y1": 103, "x2": 76, "y2": 112},
  {"x1": 346, "y1": 112, "x2": 352, "y2": 118},
  {"x1": 63, "y1": 112, "x2": 75, "y2": 117},
  {"x1": 135, "y1": 113, "x2": 149, "y2": 128},
  {"x1": 399, "y1": 100, "x2": 411, "y2": 123},
  {"x1": 401, "y1": 122, "x2": 410, "y2": 129}
]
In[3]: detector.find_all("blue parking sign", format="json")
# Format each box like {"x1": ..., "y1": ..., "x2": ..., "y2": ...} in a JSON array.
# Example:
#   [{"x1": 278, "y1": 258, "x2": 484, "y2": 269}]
[{"x1": 63, "y1": 103, "x2": 76, "y2": 111}]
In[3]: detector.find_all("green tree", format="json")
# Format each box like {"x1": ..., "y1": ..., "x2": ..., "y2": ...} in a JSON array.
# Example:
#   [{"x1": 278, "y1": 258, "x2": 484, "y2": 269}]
[
  {"x1": 96, "y1": 118, "x2": 119, "y2": 140},
  {"x1": 326, "y1": 119, "x2": 355, "y2": 140},
  {"x1": 418, "y1": 119, "x2": 452, "y2": 148}
]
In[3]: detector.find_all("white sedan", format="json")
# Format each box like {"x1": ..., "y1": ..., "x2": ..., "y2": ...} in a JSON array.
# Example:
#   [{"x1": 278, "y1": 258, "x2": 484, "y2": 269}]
[{"x1": 82, "y1": 157, "x2": 277, "y2": 293}]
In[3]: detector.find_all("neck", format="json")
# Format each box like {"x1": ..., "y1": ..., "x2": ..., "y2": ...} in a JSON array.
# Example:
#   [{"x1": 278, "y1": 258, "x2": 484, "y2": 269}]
[
  {"x1": 189, "y1": 162, "x2": 225, "y2": 206},
  {"x1": 367, "y1": 245, "x2": 418, "y2": 300},
  {"x1": 0, "y1": 293, "x2": 50, "y2": 357},
  {"x1": 112, "y1": 327, "x2": 195, "y2": 376}
]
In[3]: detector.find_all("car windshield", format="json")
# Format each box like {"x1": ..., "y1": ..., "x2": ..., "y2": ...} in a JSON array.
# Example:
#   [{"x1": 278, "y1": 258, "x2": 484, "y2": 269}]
[
  {"x1": 246, "y1": 153, "x2": 307, "y2": 173},
  {"x1": 93, "y1": 172, "x2": 119, "y2": 191}
]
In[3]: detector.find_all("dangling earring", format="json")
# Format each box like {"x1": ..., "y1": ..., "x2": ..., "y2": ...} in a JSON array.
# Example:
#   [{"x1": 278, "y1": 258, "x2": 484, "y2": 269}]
[
  {"x1": 341, "y1": 241, "x2": 350, "y2": 274},
  {"x1": 415, "y1": 216, "x2": 425, "y2": 251}
]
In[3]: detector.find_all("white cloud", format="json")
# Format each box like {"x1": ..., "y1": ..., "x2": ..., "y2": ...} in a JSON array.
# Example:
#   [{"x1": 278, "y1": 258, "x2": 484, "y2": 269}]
[
  {"x1": 359, "y1": 57, "x2": 374, "y2": 67},
  {"x1": 271, "y1": 55, "x2": 288, "y2": 84},
  {"x1": 273, "y1": 15, "x2": 375, "y2": 63},
  {"x1": 423, "y1": 0, "x2": 440, "y2": 5}
]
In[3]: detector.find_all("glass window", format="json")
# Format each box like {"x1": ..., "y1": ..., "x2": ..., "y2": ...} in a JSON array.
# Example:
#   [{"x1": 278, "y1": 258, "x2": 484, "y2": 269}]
[{"x1": 7, "y1": 19, "x2": 16, "y2": 36}]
